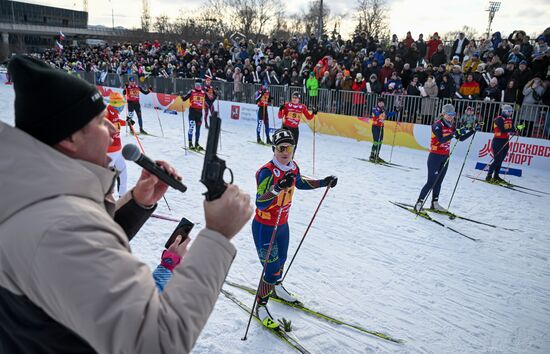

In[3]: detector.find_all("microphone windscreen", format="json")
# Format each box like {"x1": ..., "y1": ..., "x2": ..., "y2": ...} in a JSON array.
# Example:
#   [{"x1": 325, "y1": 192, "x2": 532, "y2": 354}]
[{"x1": 122, "y1": 144, "x2": 141, "y2": 162}]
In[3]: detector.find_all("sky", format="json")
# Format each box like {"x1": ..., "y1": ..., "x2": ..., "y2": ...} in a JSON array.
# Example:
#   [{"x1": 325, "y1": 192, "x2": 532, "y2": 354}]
[{"x1": 16, "y1": 0, "x2": 550, "y2": 39}]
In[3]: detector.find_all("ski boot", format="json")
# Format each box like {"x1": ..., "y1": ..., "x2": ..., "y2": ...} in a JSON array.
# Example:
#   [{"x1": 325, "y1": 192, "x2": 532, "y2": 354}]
[
  {"x1": 188, "y1": 141, "x2": 194, "y2": 150},
  {"x1": 376, "y1": 156, "x2": 387, "y2": 164},
  {"x1": 492, "y1": 175, "x2": 506, "y2": 184},
  {"x1": 257, "y1": 137, "x2": 264, "y2": 144},
  {"x1": 368, "y1": 152, "x2": 377, "y2": 163},
  {"x1": 485, "y1": 172, "x2": 493, "y2": 182},
  {"x1": 140, "y1": 128, "x2": 148, "y2": 135},
  {"x1": 255, "y1": 301, "x2": 279, "y2": 329},
  {"x1": 273, "y1": 282, "x2": 300, "y2": 304},
  {"x1": 431, "y1": 200, "x2": 447, "y2": 213},
  {"x1": 194, "y1": 143, "x2": 204, "y2": 151},
  {"x1": 414, "y1": 199, "x2": 424, "y2": 212}
]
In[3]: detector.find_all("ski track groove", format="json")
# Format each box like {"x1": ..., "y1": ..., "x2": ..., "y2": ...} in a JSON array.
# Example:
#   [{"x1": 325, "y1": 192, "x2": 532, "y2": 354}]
[{"x1": 2, "y1": 85, "x2": 549, "y2": 353}]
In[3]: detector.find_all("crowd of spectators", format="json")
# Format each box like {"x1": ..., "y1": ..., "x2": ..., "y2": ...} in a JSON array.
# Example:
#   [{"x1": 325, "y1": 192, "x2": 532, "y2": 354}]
[{"x1": 34, "y1": 27, "x2": 550, "y2": 135}]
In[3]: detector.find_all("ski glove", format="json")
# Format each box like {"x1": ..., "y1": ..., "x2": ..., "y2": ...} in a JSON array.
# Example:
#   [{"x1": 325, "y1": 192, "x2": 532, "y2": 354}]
[
  {"x1": 312, "y1": 107, "x2": 318, "y2": 115},
  {"x1": 279, "y1": 104, "x2": 286, "y2": 110},
  {"x1": 324, "y1": 175, "x2": 338, "y2": 188},
  {"x1": 126, "y1": 117, "x2": 135, "y2": 126},
  {"x1": 274, "y1": 172, "x2": 296, "y2": 192},
  {"x1": 453, "y1": 127, "x2": 468, "y2": 138},
  {"x1": 516, "y1": 123, "x2": 526, "y2": 131}
]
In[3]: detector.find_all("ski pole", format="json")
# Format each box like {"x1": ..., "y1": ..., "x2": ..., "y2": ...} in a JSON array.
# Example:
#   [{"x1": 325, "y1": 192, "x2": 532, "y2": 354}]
[
  {"x1": 217, "y1": 99, "x2": 222, "y2": 151},
  {"x1": 181, "y1": 101, "x2": 187, "y2": 155},
  {"x1": 270, "y1": 103, "x2": 275, "y2": 137},
  {"x1": 151, "y1": 94, "x2": 165, "y2": 137},
  {"x1": 503, "y1": 133, "x2": 521, "y2": 181},
  {"x1": 447, "y1": 132, "x2": 477, "y2": 211},
  {"x1": 416, "y1": 139, "x2": 460, "y2": 216},
  {"x1": 242, "y1": 192, "x2": 288, "y2": 341},
  {"x1": 282, "y1": 185, "x2": 331, "y2": 282},
  {"x1": 313, "y1": 114, "x2": 316, "y2": 176},
  {"x1": 128, "y1": 121, "x2": 146, "y2": 154},
  {"x1": 389, "y1": 112, "x2": 400, "y2": 163}
]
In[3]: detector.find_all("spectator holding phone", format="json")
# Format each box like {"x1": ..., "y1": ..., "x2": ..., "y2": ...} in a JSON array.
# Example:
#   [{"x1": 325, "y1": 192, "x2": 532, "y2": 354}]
[{"x1": 0, "y1": 55, "x2": 253, "y2": 354}]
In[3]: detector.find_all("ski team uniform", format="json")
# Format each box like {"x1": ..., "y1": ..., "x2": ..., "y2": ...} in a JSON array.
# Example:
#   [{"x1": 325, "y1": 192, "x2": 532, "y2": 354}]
[
  {"x1": 256, "y1": 89, "x2": 271, "y2": 141},
  {"x1": 487, "y1": 115, "x2": 515, "y2": 178},
  {"x1": 278, "y1": 102, "x2": 315, "y2": 148},
  {"x1": 203, "y1": 83, "x2": 218, "y2": 128},
  {"x1": 106, "y1": 105, "x2": 128, "y2": 197},
  {"x1": 123, "y1": 82, "x2": 150, "y2": 130},
  {"x1": 417, "y1": 118, "x2": 474, "y2": 203},
  {"x1": 370, "y1": 107, "x2": 395, "y2": 160},
  {"x1": 253, "y1": 159, "x2": 328, "y2": 298},
  {"x1": 181, "y1": 88, "x2": 206, "y2": 146}
]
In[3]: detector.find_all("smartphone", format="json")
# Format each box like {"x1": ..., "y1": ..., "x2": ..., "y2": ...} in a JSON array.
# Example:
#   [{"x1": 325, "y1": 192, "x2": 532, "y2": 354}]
[{"x1": 164, "y1": 217, "x2": 195, "y2": 249}]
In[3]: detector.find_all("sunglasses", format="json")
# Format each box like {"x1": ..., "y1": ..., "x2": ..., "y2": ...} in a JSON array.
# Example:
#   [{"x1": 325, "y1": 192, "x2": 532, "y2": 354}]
[{"x1": 275, "y1": 144, "x2": 295, "y2": 153}]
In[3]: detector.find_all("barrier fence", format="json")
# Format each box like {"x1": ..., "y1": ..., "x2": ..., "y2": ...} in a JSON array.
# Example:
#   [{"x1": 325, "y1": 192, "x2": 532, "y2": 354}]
[{"x1": 80, "y1": 71, "x2": 550, "y2": 140}]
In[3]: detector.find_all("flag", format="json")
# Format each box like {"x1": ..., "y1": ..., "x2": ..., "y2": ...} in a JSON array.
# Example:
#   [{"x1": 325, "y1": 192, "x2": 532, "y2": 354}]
[{"x1": 55, "y1": 41, "x2": 63, "y2": 53}]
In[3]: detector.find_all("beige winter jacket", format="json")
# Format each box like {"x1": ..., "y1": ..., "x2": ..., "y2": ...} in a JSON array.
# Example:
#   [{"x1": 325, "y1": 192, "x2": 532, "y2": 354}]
[{"x1": 0, "y1": 121, "x2": 236, "y2": 353}]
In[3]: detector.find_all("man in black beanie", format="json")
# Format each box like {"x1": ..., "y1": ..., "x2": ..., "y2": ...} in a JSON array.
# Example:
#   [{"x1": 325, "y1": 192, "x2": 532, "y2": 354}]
[{"x1": 0, "y1": 55, "x2": 253, "y2": 353}]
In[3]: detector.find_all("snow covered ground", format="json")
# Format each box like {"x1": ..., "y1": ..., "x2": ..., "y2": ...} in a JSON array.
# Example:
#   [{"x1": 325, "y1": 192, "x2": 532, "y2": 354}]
[{"x1": 2, "y1": 84, "x2": 550, "y2": 354}]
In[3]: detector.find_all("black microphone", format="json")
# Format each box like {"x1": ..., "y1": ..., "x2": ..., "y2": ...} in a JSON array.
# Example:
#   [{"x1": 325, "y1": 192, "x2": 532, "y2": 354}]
[{"x1": 122, "y1": 144, "x2": 187, "y2": 193}]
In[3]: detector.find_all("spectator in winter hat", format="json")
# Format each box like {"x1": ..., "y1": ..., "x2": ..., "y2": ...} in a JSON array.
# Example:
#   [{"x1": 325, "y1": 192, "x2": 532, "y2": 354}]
[
  {"x1": 427, "y1": 32, "x2": 442, "y2": 60},
  {"x1": 1, "y1": 55, "x2": 253, "y2": 354},
  {"x1": 463, "y1": 52, "x2": 481, "y2": 74},
  {"x1": 446, "y1": 55, "x2": 461, "y2": 72},
  {"x1": 430, "y1": 44, "x2": 447, "y2": 67},
  {"x1": 512, "y1": 60, "x2": 533, "y2": 102}
]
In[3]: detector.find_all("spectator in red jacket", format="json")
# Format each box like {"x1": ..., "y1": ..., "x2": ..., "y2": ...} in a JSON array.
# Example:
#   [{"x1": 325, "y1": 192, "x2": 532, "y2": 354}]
[
  {"x1": 352, "y1": 73, "x2": 367, "y2": 116},
  {"x1": 427, "y1": 32, "x2": 443, "y2": 60}
]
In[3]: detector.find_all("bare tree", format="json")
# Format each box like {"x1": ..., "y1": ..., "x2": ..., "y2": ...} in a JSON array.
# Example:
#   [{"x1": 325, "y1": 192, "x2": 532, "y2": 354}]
[
  {"x1": 302, "y1": 0, "x2": 331, "y2": 36},
  {"x1": 141, "y1": 0, "x2": 151, "y2": 32},
  {"x1": 354, "y1": 0, "x2": 390, "y2": 41},
  {"x1": 442, "y1": 26, "x2": 480, "y2": 42},
  {"x1": 153, "y1": 14, "x2": 171, "y2": 34},
  {"x1": 219, "y1": 0, "x2": 282, "y2": 40}
]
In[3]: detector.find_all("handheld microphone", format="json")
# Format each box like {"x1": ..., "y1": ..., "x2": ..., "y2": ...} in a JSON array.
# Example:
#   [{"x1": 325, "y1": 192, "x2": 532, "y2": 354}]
[{"x1": 122, "y1": 144, "x2": 187, "y2": 193}]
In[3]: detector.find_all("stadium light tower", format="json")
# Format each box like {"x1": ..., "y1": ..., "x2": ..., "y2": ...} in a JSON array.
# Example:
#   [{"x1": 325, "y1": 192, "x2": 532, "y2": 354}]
[{"x1": 486, "y1": 1, "x2": 501, "y2": 38}]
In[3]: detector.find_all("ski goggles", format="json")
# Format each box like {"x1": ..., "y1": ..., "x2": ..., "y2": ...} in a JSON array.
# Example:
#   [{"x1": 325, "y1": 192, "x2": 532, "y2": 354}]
[{"x1": 274, "y1": 144, "x2": 295, "y2": 153}]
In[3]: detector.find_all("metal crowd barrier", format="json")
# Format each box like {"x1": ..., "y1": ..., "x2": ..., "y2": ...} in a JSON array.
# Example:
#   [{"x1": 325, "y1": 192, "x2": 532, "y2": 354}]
[{"x1": 75, "y1": 71, "x2": 550, "y2": 140}]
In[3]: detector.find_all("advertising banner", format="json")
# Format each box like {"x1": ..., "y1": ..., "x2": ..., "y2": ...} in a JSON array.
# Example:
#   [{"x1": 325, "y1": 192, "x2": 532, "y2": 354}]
[{"x1": 96, "y1": 85, "x2": 550, "y2": 174}]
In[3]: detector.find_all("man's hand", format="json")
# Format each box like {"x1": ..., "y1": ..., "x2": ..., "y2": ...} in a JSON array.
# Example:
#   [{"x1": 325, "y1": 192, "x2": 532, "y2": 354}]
[
  {"x1": 167, "y1": 235, "x2": 191, "y2": 259},
  {"x1": 204, "y1": 184, "x2": 253, "y2": 240},
  {"x1": 133, "y1": 160, "x2": 181, "y2": 207}
]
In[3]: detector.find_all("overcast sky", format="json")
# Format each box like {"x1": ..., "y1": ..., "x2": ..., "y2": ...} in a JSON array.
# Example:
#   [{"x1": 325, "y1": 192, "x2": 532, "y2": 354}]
[{"x1": 19, "y1": 0, "x2": 550, "y2": 39}]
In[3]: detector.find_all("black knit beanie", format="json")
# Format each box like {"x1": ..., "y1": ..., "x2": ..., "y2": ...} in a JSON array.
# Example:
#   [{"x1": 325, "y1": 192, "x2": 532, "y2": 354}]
[{"x1": 8, "y1": 55, "x2": 106, "y2": 146}]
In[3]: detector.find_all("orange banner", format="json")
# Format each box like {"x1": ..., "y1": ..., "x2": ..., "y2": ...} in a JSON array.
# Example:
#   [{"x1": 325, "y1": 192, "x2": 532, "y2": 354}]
[{"x1": 302, "y1": 113, "x2": 427, "y2": 151}]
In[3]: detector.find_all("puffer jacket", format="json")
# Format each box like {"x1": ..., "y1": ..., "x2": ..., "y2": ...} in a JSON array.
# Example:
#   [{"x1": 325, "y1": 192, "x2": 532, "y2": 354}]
[{"x1": 0, "y1": 121, "x2": 236, "y2": 354}]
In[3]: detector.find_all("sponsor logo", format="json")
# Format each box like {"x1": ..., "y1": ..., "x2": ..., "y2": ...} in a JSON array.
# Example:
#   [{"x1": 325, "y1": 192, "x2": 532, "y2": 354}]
[
  {"x1": 231, "y1": 105, "x2": 240, "y2": 120},
  {"x1": 478, "y1": 139, "x2": 550, "y2": 166},
  {"x1": 273, "y1": 168, "x2": 281, "y2": 177}
]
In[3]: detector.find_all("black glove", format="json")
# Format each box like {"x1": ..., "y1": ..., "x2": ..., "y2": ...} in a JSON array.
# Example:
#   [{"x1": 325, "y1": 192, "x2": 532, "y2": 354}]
[
  {"x1": 324, "y1": 175, "x2": 338, "y2": 188},
  {"x1": 312, "y1": 107, "x2": 318, "y2": 115},
  {"x1": 275, "y1": 173, "x2": 296, "y2": 192},
  {"x1": 126, "y1": 117, "x2": 135, "y2": 126},
  {"x1": 453, "y1": 127, "x2": 468, "y2": 138},
  {"x1": 148, "y1": 86, "x2": 153, "y2": 92},
  {"x1": 279, "y1": 103, "x2": 286, "y2": 110}
]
